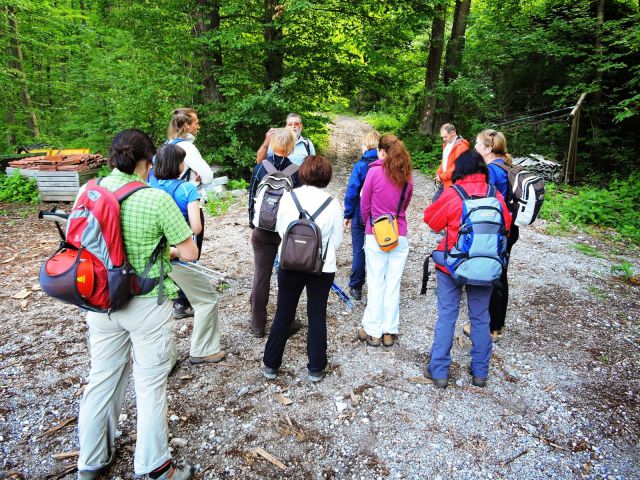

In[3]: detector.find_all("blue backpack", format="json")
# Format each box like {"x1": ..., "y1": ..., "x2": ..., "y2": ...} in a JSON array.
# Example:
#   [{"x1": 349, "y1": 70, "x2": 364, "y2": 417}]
[
  {"x1": 147, "y1": 138, "x2": 186, "y2": 184},
  {"x1": 433, "y1": 185, "x2": 508, "y2": 286}
]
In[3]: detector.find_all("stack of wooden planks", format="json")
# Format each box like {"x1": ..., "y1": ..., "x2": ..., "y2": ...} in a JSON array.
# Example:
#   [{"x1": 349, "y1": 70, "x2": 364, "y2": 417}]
[{"x1": 8, "y1": 153, "x2": 105, "y2": 172}]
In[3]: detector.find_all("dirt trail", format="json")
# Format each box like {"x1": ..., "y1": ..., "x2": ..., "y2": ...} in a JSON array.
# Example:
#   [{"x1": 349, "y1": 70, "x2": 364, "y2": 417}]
[{"x1": 0, "y1": 115, "x2": 639, "y2": 479}]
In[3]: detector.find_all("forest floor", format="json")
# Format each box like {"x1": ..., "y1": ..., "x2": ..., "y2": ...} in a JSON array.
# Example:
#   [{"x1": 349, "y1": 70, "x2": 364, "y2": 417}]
[{"x1": 1, "y1": 115, "x2": 639, "y2": 480}]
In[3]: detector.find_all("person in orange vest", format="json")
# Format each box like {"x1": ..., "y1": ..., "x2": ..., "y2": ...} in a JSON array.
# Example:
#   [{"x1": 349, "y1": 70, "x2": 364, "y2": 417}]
[{"x1": 433, "y1": 123, "x2": 469, "y2": 202}]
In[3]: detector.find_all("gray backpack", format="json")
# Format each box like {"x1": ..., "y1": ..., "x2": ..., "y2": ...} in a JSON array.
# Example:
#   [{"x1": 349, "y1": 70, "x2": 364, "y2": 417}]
[
  {"x1": 252, "y1": 160, "x2": 299, "y2": 231},
  {"x1": 280, "y1": 191, "x2": 333, "y2": 275}
]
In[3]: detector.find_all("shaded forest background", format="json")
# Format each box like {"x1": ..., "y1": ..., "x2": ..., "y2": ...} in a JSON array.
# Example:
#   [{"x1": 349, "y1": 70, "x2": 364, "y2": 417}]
[{"x1": 1, "y1": 0, "x2": 639, "y2": 183}]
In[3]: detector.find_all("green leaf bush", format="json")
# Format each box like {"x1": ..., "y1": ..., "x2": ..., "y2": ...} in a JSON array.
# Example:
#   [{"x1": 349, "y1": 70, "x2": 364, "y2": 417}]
[{"x1": 0, "y1": 171, "x2": 39, "y2": 204}]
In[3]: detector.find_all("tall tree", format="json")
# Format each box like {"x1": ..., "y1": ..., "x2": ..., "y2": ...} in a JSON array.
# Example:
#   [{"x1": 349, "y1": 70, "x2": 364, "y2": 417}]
[
  {"x1": 263, "y1": 0, "x2": 284, "y2": 88},
  {"x1": 196, "y1": 0, "x2": 224, "y2": 103},
  {"x1": 6, "y1": 7, "x2": 39, "y2": 138},
  {"x1": 443, "y1": 0, "x2": 471, "y2": 85},
  {"x1": 419, "y1": 1, "x2": 446, "y2": 135}
]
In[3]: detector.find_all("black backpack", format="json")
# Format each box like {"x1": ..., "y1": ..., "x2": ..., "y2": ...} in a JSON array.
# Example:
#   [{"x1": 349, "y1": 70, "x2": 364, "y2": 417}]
[
  {"x1": 280, "y1": 191, "x2": 333, "y2": 275},
  {"x1": 252, "y1": 160, "x2": 299, "y2": 231}
]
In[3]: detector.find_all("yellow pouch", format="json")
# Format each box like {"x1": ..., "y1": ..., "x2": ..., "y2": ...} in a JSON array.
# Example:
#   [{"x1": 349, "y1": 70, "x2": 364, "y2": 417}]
[{"x1": 372, "y1": 214, "x2": 399, "y2": 252}]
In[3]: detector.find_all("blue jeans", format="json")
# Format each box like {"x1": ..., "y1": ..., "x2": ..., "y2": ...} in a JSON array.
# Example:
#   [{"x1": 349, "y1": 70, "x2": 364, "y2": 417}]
[
  {"x1": 349, "y1": 214, "x2": 366, "y2": 289},
  {"x1": 429, "y1": 269, "x2": 493, "y2": 379}
]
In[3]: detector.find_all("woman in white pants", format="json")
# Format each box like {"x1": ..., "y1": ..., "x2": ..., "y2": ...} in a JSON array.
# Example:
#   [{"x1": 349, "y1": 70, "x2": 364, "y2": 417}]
[{"x1": 358, "y1": 134, "x2": 414, "y2": 347}]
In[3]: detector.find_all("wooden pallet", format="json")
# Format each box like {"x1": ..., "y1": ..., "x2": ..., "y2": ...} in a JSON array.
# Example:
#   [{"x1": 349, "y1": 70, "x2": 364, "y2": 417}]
[{"x1": 6, "y1": 167, "x2": 99, "y2": 202}]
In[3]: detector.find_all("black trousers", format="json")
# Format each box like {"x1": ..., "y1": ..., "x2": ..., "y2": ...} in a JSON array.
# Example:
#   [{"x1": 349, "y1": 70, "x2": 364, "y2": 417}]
[
  {"x1": 263, "y1": 269, "x2": 335, "y2": 373},
  {"x1": 489, "y1": 224, "x2": 519, "y2": 331}
]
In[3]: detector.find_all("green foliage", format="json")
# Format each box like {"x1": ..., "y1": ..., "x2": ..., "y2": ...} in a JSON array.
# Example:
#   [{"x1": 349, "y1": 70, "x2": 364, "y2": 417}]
[
  {"x1": 0, "y1": 171, "x2": 39, "y2": 203},
  {"x1": 227, "y1": 178, "x2": 249, "y2": 190},
  {"x1": 540, "y1": 174, "x2": 640, "y2": 244},
  {"x1": 363, "y1": 113, "x2": 404, "y2": 134},
  {"x1": 206, "y1": 192, "x2": 235, "y2": 217},
  {"x1": 572, "y1": 243, "x2": 605, "y2": 258},
  {"x1": 610, "y1": 261, "x2": 636, "y2": 281},
  {"x1": 97, "y1": 165, "x2": 111, "y2": 178}
]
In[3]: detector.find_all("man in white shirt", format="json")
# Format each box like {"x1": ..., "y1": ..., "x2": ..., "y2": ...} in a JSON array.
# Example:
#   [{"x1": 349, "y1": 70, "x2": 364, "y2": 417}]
[
  {"x1": 256, "y1": 113, "x2": 316, "y2": 166},
  {"x1": 433, "y1": 123, "x2": 469, "y2": 202}
]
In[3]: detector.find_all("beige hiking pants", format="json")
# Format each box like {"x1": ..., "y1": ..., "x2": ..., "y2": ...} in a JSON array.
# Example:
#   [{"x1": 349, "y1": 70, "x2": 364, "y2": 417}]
[
  {"x1": 77, "y1": 297, "x2": 175, "y2": 475},
  {"x1": 168, "y1": 262, "x2": 221, "y2": 357}
]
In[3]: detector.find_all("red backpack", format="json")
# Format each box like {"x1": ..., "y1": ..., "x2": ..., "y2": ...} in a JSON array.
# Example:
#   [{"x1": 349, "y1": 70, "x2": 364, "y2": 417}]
[{"x1": 39, "y1": 178, "x2": 166, "y2": 312}]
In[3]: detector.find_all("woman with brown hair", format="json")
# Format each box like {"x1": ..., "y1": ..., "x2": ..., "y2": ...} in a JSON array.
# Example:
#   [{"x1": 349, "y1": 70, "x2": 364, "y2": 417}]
[
  {"x1": 358, "y1": 134, "x2": 414, "y2": 347},
  {"x1": 165, "y1": 108, "x2": 213, "y2": 320},
  {"x1": 473, "y1": 129, "x2": 519, "y2": 341},
  {"x1": 261, "y1": 155, "x2": 343, "y2": 382}
]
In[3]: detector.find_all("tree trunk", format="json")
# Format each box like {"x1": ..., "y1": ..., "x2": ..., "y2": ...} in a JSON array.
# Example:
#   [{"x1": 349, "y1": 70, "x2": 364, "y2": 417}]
[
  {"x1": 443, "y1": 0, "x2": 471, "y2": 85},
  {"x1": 263, "y1": 0, "x2": 284, "y2": 89},
  {"x1": 7, "y1": 8, "x2": 40, "y2": 138},
  {"x1": 418, "y1": 2, "x2": 446, "y2": 135},
  {"x1": 593, "y1": 0, "x2": 605, "y2": 107},
  {"x1": 196, "y1": 0, "x2": 224, "y2": 103}
]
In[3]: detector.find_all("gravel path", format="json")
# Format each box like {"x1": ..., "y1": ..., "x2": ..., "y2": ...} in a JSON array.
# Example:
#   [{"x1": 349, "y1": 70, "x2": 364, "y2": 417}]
[{"x1": 0, "y1": 115, "x2": 638, "y2": 479}]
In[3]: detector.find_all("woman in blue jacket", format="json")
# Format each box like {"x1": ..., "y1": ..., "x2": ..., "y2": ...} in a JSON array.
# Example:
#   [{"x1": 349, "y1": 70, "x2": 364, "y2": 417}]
[
  {"x1": 473, "y1": 130, "x2": 519, "y2": 341},
  {"x1": 343, "y1": 130, "x2": 380, "y2": 301}
]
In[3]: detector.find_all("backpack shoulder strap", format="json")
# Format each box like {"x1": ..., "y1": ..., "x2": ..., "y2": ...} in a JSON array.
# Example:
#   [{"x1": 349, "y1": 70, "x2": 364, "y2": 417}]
[
  {"x1": 451, "y1": 185, "x2": 469, "y2": 200},
  {"x1": 310, "y1": 196, "x2": 334, "y2": 221},
  {"x1": 114, "y1": 181, "x2": 148, "y2": 203},
  {"x1": 493, "y1": 162, "x2": 510, "y2": 173},
  {"x1": 262, "y1": 159, "x2": 276, "y2": 175},
  {"x1": 281, "y1": 162, "x2": 299, "y2": 177},
  {"x1": 395, "y1": 183, "x2": 408, "y2": 216},
  {"x1": 301, "y1": 137, "x2": 311, "y2": 155},
  {"x1": 486, "y1": 184, "x2": 497, "y2": 198},
  {"x1": 168, "y1": 179, "x2": 185, "y2": 198},
  {"x1": 290, "y1": 190, "x2": 311, "y2": 219},
  {"x1": 169, "y1": 138, "x2": 185, "y2": 145}
]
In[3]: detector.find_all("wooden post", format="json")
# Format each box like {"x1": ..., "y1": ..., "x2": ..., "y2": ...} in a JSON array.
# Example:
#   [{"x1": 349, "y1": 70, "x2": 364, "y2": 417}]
[{"x1": 564, "y1": 93, "x2": 587, "y2": 183}]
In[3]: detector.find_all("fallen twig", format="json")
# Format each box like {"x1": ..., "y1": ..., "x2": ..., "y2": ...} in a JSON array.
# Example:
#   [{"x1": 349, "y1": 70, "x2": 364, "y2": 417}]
[
  {"x1": 44, "y1": 464, "x2": 77, "y2": 479},
  {"x1": 500, "y1": 449, "x2": 529, "y2": 466},
  {"x1": 52, "y1": 450, "x2": 79, "y2": 460},
  {"x1": 254, "y1": 447, "x2": 286, "y2": 470},
  {"x1": 37, "y1": 417, "x2": 77, "y2": 439},
  {"x1": 518, "y1": 426, "x2": 571, "y2": 452},
  {"x1": 373, "y1": 381, "x2": 417, "y2": 395}
]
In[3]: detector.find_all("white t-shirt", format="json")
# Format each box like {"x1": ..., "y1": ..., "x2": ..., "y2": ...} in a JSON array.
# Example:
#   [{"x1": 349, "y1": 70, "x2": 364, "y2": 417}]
[
  {"x1": 174, "y1": 133, "x2": 214, "y2": 186},
  {"x1": 276, "y1": 185, "x2": 343, "y2": 273},
  {"x1": 442, "y1": 140, "x2": 455, "y2": 173}
]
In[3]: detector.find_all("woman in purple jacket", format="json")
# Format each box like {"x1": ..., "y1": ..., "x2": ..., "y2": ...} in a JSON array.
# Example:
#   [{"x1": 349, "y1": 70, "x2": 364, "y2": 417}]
[{"x1": 358, "y1": 134, "x2": 414, "y2": 347}]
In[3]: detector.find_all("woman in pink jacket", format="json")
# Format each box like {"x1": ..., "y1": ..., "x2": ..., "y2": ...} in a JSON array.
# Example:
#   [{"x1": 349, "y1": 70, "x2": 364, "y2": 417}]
[{"x1": 358, "y1": 134, "x2": 413, "y2": 347}]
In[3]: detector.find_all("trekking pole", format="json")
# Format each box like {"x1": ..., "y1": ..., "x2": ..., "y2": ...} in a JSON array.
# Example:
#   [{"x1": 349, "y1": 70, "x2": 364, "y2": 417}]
[
  {"x1": 39, "y1": 208, "x2": 69, "y2": 240},
  {"x1": 173, "y1": 261, "x2": 233, "y2": 283},
  {"x1": 331, "y1": 283, "x2": 353, "y2": 309}
]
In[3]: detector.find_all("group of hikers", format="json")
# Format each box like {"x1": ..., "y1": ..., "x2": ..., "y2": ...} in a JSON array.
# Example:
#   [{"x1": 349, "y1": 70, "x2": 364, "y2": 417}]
[{"x1": 68, "y1": 110, "x2": 519, "y2": 479}]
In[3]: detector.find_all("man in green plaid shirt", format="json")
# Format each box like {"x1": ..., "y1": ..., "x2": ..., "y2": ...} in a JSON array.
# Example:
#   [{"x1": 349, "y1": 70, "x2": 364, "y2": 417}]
[{"x1": 78, "y1": 130, "x2": 197, "y2": 480}]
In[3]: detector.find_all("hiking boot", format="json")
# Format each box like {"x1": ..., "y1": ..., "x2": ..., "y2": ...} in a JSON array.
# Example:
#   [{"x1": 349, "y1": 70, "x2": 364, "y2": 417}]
[
  {"x1": 423, "y1": 363, "x2": 448, "y2": 389},
  {"x1": 308, "y1": 370, "x2": 326, "y2": 382},
  {"x1": 262, "y1": 365, "x2": 277, "y2": 380},
  {"x1": 189, "y1": 351, "x2": 226, "y2": 365},
  {"x1": 148, "y1": 462, "x2": 194, "y2": 480},
  {"x1": 78, "y1": 449, "x2": 115, "y2": 479},
  {"x1": 173, "y1": 304, "x2": 194, "y2": 320},
  {"x1": 78, "y1": 470, "x2": 108, "y2": 480},
  {"x1": 382, "y1": 333, "x2": 395, "y2": 347},
  {"x1": 490, "y1": 330, "x2": 500, "y2": 342},
  {"x1": 357, "y1": 328, "x2": 381, "y2": 347},
  {"x1": 349, "y1": 287, "x2": 362, "y2": 301},
  {"x1": 468, "y1": 366, "x2": 487, "y2": 388}
]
